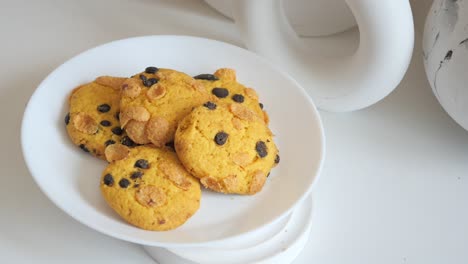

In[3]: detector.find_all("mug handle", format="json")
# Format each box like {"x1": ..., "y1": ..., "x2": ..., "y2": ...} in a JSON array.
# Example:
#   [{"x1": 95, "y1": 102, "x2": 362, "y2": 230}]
[{"x1": 232, "y1": 0, "x2": 414, "y2": 112}]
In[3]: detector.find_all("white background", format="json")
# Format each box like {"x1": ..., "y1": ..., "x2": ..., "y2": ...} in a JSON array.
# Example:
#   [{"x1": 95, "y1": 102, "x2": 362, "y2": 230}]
[{"x1": 1, "y1": 0, "x2": 467, "y2": 263}]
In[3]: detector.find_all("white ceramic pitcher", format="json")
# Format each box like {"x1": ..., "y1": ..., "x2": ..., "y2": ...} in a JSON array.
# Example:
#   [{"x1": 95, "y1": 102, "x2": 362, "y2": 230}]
[
  {"x1": 205, "y1": 0, "x2": 357, "y2": 37},
  {"x1": 230, "y1": 0, "x2": 414, "y2": 112}
]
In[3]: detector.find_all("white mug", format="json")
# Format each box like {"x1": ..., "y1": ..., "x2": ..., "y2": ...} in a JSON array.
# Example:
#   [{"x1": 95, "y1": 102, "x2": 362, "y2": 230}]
[{"x1": 227, "y1": 0, "x2": 414, "y2": 112}]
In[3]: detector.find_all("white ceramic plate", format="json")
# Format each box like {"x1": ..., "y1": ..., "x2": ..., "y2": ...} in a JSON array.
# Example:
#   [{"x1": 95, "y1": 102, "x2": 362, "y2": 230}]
[{"x1": 21, "y1": 35, "x2": 324, "y2": 247}]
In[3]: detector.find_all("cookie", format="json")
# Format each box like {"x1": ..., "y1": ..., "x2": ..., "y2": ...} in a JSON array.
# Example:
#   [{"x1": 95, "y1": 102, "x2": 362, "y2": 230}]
[
  {"x1": 175, "y1": 103, "x2": 279, "y2": 195},
  {"x1": 119, "y1": 67, "x2": 211, "y2": 147},
  {"x1": 194, "y1": 68, "x2": 268, "y2": 124},
  {"x1": 66, "y1": 77, "x2": 135, "y2": 159},
  {"x1": 100, "y1": 145, "x2": 201, "y2": 231}
]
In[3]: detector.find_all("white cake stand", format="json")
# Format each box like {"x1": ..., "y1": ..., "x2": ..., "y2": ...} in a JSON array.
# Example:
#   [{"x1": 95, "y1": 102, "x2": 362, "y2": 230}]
[{"x1": 144, "y1": 195, "x2": 314, "y2": 264}]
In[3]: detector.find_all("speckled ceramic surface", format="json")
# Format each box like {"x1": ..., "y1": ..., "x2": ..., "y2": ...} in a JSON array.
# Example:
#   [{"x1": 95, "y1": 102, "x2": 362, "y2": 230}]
[{"x1": 423, "y1": 0, "x2": 468, "y2": 130}]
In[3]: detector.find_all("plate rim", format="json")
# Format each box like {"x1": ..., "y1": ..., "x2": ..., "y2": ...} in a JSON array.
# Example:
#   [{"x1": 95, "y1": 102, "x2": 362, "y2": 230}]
[{"x1": 20, "y1": 35, "x2": 326, "y2": 247}]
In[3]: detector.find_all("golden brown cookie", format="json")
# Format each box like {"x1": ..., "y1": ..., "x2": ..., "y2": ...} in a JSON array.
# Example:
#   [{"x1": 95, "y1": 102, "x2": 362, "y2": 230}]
[
  {"x1": 119, "y1": 67, "x2": 212, "y2": 147},
  {"x1": 100, "y1": 145, "x2": 201, "y2": 231},
  {"x1": 66, "y1": 77, "x2": 136, "y2": 159},
  {"x1": 194, "y1": 68, "x2": 268, "y2": 124},
  {"x1": 175, "y1": 103, "x2": 279, "y2": 195}
]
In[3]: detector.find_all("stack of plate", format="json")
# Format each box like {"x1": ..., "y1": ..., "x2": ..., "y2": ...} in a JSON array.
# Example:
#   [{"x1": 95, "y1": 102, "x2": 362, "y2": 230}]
[
  {"x1": 21, "y1": 36, "x2": 325, "y2": 264},
  {"x1": 145, "y1": 196, "x2": 314, "y2": 264}
]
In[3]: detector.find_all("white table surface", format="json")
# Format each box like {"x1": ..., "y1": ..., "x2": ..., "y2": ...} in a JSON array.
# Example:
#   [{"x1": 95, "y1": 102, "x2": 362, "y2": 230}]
[{"x1": 2, "y1": 0, "x2": 467, "y2": 263}]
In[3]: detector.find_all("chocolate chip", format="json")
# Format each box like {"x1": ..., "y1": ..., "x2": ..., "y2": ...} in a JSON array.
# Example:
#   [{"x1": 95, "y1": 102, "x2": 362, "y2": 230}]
[
  {"x1": 232, "y1": 94, "x2": 244, "y2": 103},
  {"x1": 121, "y1": 136, "x2": 137, "y2": 147},
  {"x1": 275, "y1": 154, "x2": 280, "y2": 164},
  {"x1": 165, "y1": 141, "x2": 175, "y2": 151},
  {"x1": 143, "y1": 78, "x2": 158, "y2": 87},
  {"x1": 119, "y1": 178, "x2": 130, "y2": 188},
  {"x1": 139, "y1": 74, "x2": 147, "y2": 82},
  {"x1": 104, "y1": 139, "x2": 116, "y2": 146},
  {"x1": 65, "y1": 113, "x2": 70, "y2": 125},
  {"x1": 145, "y1": 66, "x2": 159, "y2": 74},
  {"x1": 194, "y1": 74, "x2": 219, "y2": 81},
  {"x1": 130, "y1": 171, "x2": 143, "y2": 180},
  {"x1": 134, "y1": 159, "x2": 149, "y2": 169},
  {"x1": 214, "y1": 131, "x2": 229, "y2": 145},
  {"x1": 111, "y1": 127, "x2": 123, "y2": 136},
  {"x1": 79, "y1": 144, "x2": 90, "y2": 153},
  {"x1": 134, "y1": 184, "x2": 140, "y2": 188},
  {"x1": 103, "y1": 174, "x2": 114, "y2": 186},
  {"x1": 100, "y1": 120, "x2": 111, "y2": 127},
  {"x1": 255, "y1": 141, "x2": 268, "y2": 158},
  {"x1": 212, "y1": 87, "x2": 229, "y2": 98},
  {"x1": 115, "y1": 112, "x2": 120, "y2": 120},
  {"x1": 259, "y1": 103, "x2": 264, "y2": 109},
  {"x1": 203, "y1": 101, "x2": 217, "y2": 110},
  {"x1": 97, "y1": 104, "x2": 111, "y2": 113}
]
